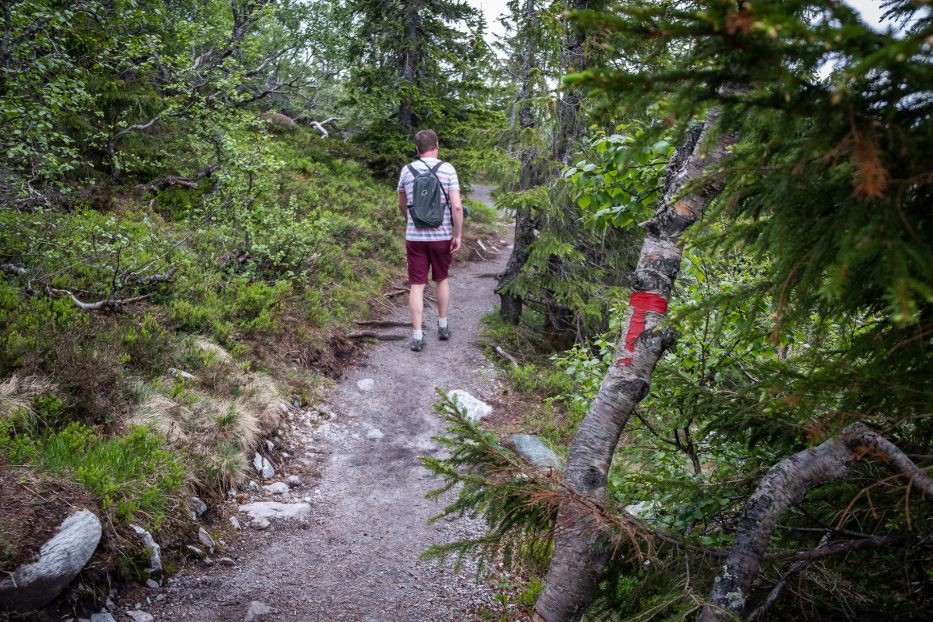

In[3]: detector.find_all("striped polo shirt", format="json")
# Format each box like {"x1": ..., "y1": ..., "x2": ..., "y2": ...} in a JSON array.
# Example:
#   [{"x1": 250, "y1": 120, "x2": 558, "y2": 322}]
[{"x1": 397, "y1": 157, "x2": 459, "y2": 241}]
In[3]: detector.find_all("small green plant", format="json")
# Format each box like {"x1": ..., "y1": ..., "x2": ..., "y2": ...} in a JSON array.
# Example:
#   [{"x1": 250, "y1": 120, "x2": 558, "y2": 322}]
[{"x1": 0, "y1": 422, "x2": 185, "y2": 529}]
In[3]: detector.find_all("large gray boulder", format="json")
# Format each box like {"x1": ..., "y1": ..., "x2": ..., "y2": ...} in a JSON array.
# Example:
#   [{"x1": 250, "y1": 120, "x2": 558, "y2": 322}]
[
  {"x1": 509, "y1": 434, "x2": 563, "y2": 470},
  {"x1": 0, "y1": 509, "x2": 102, "y2": 612}
]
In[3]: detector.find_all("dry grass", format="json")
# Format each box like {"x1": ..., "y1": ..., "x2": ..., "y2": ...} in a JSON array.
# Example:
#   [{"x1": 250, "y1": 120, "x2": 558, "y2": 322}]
[
  {"x1": 126, "y1": 341, "x2": 286, "y2": 489},
  {"x1": 131, "y1": 393, "x2": 192, "y2": 444},
  {"x1": 0, "y1": 373, "x2": 55, "y2": 417},
  {"x1": 243, "y1": 373, "x2": 284, "y2": 435}
]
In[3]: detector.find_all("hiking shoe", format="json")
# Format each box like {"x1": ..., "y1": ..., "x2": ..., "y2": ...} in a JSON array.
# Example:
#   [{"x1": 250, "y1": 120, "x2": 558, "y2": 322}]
[
  {"x1": 438, "y1": 325, "x2": 450, "y2": 341},
  {"x1": 410, "y1": 337, "x2": 425, "y2": 352}
]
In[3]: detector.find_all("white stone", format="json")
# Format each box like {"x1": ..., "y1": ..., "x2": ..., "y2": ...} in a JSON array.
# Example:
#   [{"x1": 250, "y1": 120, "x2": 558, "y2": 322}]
[
  {"x1": 197, "y1": 527, "x2": 215, "y2": 551},
  {"x1": 356, "y1": 378, "x2": 375, "y2": 392},
  {"x1": 0, "y1": 509, "x2": 102, "y2": 611},
  {"x1": 127, "y1": 611, "x2": 154, "y2": 622},
  {"x1": 229, "y1": 516, "x2": 242, "y2": 530},
  {"x1": 250, "y1": 517, "x2": 271, "y2": 530},
  {"x1": 265, "y1": 440, "x2": 274, "y2": 452},
  {"x1": 263, "y1": 482, "x2": 289, "y2": 495},
  {"x1": 244, "y1": 600, "x2": 273, "y2": 621},
  {"x1": 446, "y1": 389, "x2": 492, "y2": 422},
  {"x1": 185, "y1": 545, "x2": 205, "y2": 558},
  {"x1": 90, "y1": 613, "x2": 115, "y2": 622},
  {"x1": 190, "y1": 496, "x2": 208, "y2": 517},
  {"x1": 253, "y1": 452, "x2": 274, "y2": 479},
  {"x1": 129, "y1": 524, "x2": 161, "y2": 576},
  {"x1": 239, "y1": 501, "x2": 311, "y2": 522},
  {"x1": 366, "y1": 427, "x2": 384, "y2": 440},
  {"x1": 286, "y1": 475, "x2": 301, "y2": 486},
  {"x1": 168, "y1": 368, "x2": 196, "y2": 381},
  {"x1": 145, "y1": 579, "x2": 160, "y2": 589}
]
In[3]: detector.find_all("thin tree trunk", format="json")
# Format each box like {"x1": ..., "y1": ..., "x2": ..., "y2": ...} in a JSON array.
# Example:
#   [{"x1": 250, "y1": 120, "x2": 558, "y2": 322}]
[
  {"x1": 397, "y1": 3, "x2": 421, "y2": 134},
  {"x1": 542, "y1": 0, "x2": 596, "y2": 340},
  {"x1": 552, "y1": 0, "x2": 591, "y2": 166},
  {"x1": 534, "y1": 110, "x2": 735, "y2": 622},
  {"x1": 498, "y1": 0, "x2": 539, "y2": 323},
  {"x1": 699, "y1": 423, "x2": 933, "y2": 622}
]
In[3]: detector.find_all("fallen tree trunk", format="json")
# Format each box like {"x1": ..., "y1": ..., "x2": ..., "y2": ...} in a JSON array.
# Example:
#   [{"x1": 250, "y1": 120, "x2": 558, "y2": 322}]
[
  {"x1": 699, "y1": 422, "x2": 933, "y2": 622},
  {"x1": 353, "y1": 320, "x2": 410, "y2": 328},
  {"x1": 347, "y1": 331, "x2": 405, "y2": 341},
  {"x1": 534, "y1": 109, "x2": 736, "y2": 622}
]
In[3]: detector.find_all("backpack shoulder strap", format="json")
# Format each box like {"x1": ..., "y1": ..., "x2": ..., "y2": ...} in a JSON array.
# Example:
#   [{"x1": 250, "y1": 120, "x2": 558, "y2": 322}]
[
  {"x1": 428, "y1": 161, "x2": 450, "y2": 207},
  {"x1": 407, "y1": 163, "x2": 420, "y2": 177}
]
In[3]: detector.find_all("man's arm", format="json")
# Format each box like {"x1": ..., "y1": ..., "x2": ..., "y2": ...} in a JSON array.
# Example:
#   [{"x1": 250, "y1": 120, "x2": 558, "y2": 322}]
[
  {"x1": 398, "y1": 190, "x2": 408, "y2": 217},
  {"x1": 449, "y1": 189, "x2": 463, "y2": 253}
]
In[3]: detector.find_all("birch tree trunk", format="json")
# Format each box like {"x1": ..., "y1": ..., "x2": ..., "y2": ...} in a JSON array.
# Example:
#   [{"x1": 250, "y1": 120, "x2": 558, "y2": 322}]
[{"x1": 534, "y1": 110, "x2": 735, "y2": 622}]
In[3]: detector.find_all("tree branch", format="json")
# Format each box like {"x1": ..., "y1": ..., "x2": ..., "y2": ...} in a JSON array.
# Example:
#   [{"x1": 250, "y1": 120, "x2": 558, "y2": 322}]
[
  {"x1": 700, "y1": 423, "x2": 933, "y2": 621},
  {"x1": 47, "y1": 287, "x2": 154, "y2": 311}
]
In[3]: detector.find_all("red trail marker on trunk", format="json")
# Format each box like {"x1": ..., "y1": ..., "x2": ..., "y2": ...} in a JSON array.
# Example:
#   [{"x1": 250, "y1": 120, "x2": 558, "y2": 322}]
[{"x1": 615, "y1": 291, "x2": 668, "y2": 367}]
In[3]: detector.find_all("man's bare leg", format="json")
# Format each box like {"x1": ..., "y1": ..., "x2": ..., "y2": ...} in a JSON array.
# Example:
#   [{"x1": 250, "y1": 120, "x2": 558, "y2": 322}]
[
  {"x1": 436, "y1": 278, "x2": 450, "y2": 339},
  {"x1": 436, "y1": 278, "x2": 449, "y2": 320},
  {"x1": 409, "y1": 283, "x2": 425, "y2": 335}
]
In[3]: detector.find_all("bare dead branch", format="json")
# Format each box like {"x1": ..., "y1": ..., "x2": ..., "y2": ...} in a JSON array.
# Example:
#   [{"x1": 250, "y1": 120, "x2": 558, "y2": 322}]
[
  {"x1": 108, "y1": 113, "x2": 164, "y2": 160},
  {"x1": 747, "y1": 531, "x2": 831, "y2": 622},
  {"x1": 347, "y1": 331, "x2": 406, "y2": 341},
  {"x1": 353, "y1": 320, "x2": 411, "y2": 328},
  {"x1": 47, "y1": 287, "x2": 154, "y2": 311},
  {"x1": 494, "y1": 345, "x2": 519, "y2": 367},
  {"x1": 307, "y1": 116, "x2": 338, "y2": 138},
  {"x1": 142, "y1": 163, "x2": 221, "y2": 194}
]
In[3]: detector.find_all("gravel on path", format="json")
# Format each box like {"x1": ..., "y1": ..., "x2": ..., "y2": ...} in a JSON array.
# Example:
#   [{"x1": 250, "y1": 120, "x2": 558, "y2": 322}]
[{"x1": 146, "y1": 186, "x2": 509, "y2": 622}]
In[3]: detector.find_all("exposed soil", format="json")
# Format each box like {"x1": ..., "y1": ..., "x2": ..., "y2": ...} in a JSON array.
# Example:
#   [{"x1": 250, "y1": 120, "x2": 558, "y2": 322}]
[
  {"x1": 140, "y1": 186, "x2": 512, "y2": 621},
  {"x1": 0, "y1": 469, "x2": 99, "y2": 573}
]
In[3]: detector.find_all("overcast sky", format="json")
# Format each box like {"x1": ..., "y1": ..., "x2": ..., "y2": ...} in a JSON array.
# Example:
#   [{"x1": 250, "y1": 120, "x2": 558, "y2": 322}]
[{"x1": 466, "y1": 0, "x2": 909, "y2": 40}]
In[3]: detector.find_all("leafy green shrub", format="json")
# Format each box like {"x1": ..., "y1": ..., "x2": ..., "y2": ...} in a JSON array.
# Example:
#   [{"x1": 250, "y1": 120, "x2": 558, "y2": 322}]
[
  {"x1": 0, "y1": 422, "x2": 185, "y2": 529},
  {"x1": 464, "y1": 198, "x2": 497, "y2": 224}
]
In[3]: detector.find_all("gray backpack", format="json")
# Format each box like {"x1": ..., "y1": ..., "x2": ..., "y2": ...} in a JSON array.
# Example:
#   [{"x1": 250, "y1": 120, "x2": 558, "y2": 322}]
[{"x1": 406, "y1": 159, "x2": 450, "y2": 229}]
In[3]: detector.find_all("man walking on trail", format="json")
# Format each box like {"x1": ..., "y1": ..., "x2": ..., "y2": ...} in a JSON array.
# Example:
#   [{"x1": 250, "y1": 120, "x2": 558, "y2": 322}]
[{"x1": 398, "y1": 129, "x2": 464, "y2": 352}]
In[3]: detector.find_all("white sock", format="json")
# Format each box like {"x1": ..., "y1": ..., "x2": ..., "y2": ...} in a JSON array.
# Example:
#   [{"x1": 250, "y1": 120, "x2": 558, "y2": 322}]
[
  {"x1": 438, "y1": 317, "x2": 448, "y2": 328},
  {"x1": 413, "y1": 329, "x2": 424, "y2": 340}
]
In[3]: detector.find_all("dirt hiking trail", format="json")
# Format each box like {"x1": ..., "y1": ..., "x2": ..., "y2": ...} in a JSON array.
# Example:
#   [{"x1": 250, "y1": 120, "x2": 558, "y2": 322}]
[{"x1": 147, "y1": 187, "x2": 509, "y2": 621}]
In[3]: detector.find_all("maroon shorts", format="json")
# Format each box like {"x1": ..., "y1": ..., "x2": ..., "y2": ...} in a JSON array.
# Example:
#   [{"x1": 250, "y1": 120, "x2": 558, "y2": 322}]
[{"x1": 406, "y1": 240, "x2": 453, "y2": 284}]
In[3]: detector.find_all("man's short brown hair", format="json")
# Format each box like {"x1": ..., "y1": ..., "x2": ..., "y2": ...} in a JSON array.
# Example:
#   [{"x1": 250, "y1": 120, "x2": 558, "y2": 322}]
[{"x1": 414, "y1": 129, "x2": 439, "y2": 155}]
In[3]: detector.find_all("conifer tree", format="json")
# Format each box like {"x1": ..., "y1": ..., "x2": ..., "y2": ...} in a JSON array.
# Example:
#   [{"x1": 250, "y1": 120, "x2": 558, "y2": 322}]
[{"x1": 344, "y1": 0, "x2": 490, "y2": 173}]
